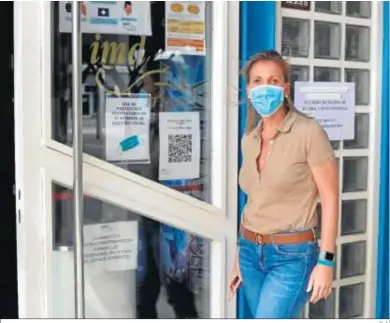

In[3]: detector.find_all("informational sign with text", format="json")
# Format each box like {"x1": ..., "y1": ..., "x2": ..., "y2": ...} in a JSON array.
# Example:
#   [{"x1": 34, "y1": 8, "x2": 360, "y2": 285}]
[
  {"x1": 105, "y1": 94, "x2": 151, "y2": 163},
  {"x1": 294, "y1": 82, "x2": 355, "y2": 141},
  {"x1": 59, "y1": 1, "x2": 152, "y2": 36},
  {"x1": 165, "y1": 1, "x2": 206, "y2": 56},
  {"x1": 159, "y1": 112, "x2": 200, "y2": 180},
  {"x1": 83, "y1": 221, "x2": 138, "y2": 273}
]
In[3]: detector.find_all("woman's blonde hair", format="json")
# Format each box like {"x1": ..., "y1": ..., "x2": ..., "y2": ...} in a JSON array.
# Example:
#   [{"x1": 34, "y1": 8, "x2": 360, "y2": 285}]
[{"x1": 243, "y1": 50, "x2": 294, "y2": 134}]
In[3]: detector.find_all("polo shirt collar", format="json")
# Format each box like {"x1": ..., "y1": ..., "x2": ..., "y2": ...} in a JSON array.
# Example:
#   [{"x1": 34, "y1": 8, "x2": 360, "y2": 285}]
[
  {"x1": 278, "y1": 108, "x2": 298, "y2": 133},
  {"x1": 250, "y1": 108, "x2": 298, "y2": 139}
]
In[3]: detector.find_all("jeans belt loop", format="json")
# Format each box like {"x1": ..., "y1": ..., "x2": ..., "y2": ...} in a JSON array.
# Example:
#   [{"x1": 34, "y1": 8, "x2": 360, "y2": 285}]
[
  {"x1": 311, "y1": 227, "x2": 317, "y2": 242},
  {"x1": 271, "y1": 233, "x2": 276, "y2": 245},
  {"x1": 256, "y1": 233, "x2": 263, "y2": 244}
]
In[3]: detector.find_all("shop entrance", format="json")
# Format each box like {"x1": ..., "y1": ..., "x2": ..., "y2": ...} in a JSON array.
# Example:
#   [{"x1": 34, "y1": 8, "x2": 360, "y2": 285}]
[
  {"x1": 0, "y1": 1, "x2": 18, "y2": 319},
  {"x1": 14, "y1": 2, "x2": 238, "y2": 318}
]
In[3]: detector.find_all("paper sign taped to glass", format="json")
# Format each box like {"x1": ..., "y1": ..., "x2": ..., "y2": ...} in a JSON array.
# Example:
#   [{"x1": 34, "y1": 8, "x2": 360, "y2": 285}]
[
  {"x1": 294, "y1": 82, "x2": 356, "y2": 141},
  {"x1": 58, "y1": 1, "x2": 152, "y2": 36},
  {"x1": 158, "y1": 111, "x2": 201, "y2": 181},
  {"x1": 83, "y1": 221, "x2": 138, "y2": 273},
  {"x1": 165, "y1": 1, "x2": 206, "y2": 56},
  {"x1": 105, "y1": 93, "x2": 151, "y2": 164}
]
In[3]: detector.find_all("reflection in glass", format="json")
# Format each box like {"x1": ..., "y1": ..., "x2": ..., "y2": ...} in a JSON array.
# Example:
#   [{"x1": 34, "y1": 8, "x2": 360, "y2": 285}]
[
  {"x1": 344, "y1": 113, "x2": 369, "y2": 149},
  {"x1": 345, "y1": 25, "x2": 370, "y2": 62},
  {"x1": 281, "y1": 18, "x2": 310, "y2": 57},
  {"x1": 345, "y1": 69, "x2": 370, "y2": 105},
  {"x1": 309, "y1": 288, "x2": 336, "y2": 318},
  {"x1": 342, "y1": 157, "x2": 368, "y2": 192},
  {"x1": 340, "y1": 241, "x2": 366, "y2": 278},
  {"x1": 314, "y1": 21, "x2": 341, "y2": 59},
  {"x1": 290, "y1": 65, "x2": 309, "y2": 101},
  {"x1": 341, "y1": 199, "x2": 367, "y2": 235},
  {"x1": 52, "y1": 184, "x2": 211, "y2": 318},
  {"x1": 346, "y1": 1, "x2": 371, "y2": 18},
  {"x1": 315, "y1": 1, "x2": 342, "y2": 14},
  {"x1": 51, "y1": 2, "x2": 212, "y2": 204},
  {"x1": 314, "y1": 67, "x2": 341, "y2": 82},
  {"x1": 339, "y1": 283, "x2": 365, "y2": 318}
]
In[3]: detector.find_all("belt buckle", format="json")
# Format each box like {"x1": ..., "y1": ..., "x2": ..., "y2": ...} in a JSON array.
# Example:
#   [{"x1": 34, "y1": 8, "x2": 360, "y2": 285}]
[{"x1": 256, "y1": 234, "x2": 263, "y2": 244}]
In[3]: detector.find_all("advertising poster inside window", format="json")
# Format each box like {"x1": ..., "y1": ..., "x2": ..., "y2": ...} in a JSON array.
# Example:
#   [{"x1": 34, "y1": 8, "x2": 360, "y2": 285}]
[
  {"x1": 165, "y1": 1, "x2": 206, "y2": 55},
  {"x1": 59, "y1": 1, "x2": 152, "y2": 36}
]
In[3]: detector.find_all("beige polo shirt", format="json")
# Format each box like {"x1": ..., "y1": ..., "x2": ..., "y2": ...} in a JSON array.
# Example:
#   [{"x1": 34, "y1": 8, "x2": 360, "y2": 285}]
[{"x1": 239, "y1": 108, "x2": 335, "y2": 235}]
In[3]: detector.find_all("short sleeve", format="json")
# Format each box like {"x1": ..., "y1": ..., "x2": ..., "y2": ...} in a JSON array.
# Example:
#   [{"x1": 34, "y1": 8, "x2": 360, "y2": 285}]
[{"x1": 305, "y1": 120, "x2": 335, "y2": 168}]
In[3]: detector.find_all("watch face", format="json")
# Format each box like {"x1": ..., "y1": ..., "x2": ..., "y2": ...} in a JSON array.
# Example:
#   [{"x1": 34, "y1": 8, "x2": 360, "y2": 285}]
[{"x1": 324, "y1": 252, "x2": 335, "y2": 261}]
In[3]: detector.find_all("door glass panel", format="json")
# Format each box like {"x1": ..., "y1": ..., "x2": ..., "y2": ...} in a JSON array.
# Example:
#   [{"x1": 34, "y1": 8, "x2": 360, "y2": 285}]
[
  {"x1": 53, "y1": 183, "x2": 211, "y2": 318},
  {"x1": 314, "y1": 21, "x2": 341, "y2": 59},
  {"x1": 345, "y1": 25, "x2": 370, "y2": 62},
  {"x1": 341, "y1": 199, "x2": 367, "y2": 235},
  {"x1": 290, "y1": 65, "x2": 309, "y2": 101},
  {"x1": 51, "y1": 2, "x2": 213, "y2": 204},
  {"x1": 346, "y1": 1, "x2": 371, "y2": 19},
  {"x1": 340, "y1": 241, "x2": 366, "y2": 278},
  {"x1": 345, "y1": 69, "x2": 370, "y2": 105},
  {"x1": 315, "y1": 1, "x2": 341, "y2": 15},
  {"x1": 314, "y1": 67, "x2": 341, "y2": 82},
  {"x1": 339, "y1": 283, "x2": 365, "y2": 318},
  {"x1": 309, "y1": 288, "x2": 336, "y2": 318},
  {"x1": 342, "y1": 157, "x2": 368, "y2": 192},
  {"x1": 281, "y1": 18, "x2": 310, "y2": 57},
  {"x1": 343, "y1": 113, "x2": 369, "y2": 149}
]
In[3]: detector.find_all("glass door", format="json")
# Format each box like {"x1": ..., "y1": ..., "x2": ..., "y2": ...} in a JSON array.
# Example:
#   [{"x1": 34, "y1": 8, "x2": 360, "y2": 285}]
[{"x1": 14, "y1": 1, "x2": 238, "y2": 318}]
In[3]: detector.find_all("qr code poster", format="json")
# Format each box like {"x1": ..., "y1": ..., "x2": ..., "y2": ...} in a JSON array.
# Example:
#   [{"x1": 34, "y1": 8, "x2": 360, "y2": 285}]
[{"x1": 158, "y1": 112, "x2": 200, "y2": 181}]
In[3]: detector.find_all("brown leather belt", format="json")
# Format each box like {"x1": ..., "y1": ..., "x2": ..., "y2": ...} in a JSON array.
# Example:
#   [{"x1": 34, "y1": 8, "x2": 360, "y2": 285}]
[{"x1": 240, "y1": 224, "x2": 315, "y2": 245}]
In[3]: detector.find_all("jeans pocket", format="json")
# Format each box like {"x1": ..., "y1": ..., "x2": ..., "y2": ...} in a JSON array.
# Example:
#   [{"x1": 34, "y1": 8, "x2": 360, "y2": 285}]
[{"x1": 273, "y1": 241, "x2": 317, "y2": 257}]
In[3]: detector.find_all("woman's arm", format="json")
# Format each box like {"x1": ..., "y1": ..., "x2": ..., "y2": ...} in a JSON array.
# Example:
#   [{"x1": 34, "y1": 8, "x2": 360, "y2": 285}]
[
  {"x1": 305, "y1": 119, "x2": 339, "y2": 303},
  {"x1": 310, "y1": 158, "x2": 339, "y2": 253}
]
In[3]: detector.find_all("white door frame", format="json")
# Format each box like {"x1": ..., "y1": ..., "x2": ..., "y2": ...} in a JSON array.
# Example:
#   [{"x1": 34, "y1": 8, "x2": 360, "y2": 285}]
[{"x1": 14, "y1": 1, "x2": 240, "y2": 318}]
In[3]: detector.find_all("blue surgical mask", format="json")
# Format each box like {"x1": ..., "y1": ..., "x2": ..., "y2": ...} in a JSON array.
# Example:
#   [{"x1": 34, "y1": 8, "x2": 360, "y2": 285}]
[{"x1": 249, "y1": 85, "x2": 284, "y2": 117}]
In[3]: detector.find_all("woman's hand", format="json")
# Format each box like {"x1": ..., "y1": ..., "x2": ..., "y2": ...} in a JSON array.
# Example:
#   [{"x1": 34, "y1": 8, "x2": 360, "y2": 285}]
[
  {"x1": 307, "y1": 264, "x2": 333, "y2": 303},
  {"x1": 228, "y1": 249, "x2": 243, "y2": 300}
]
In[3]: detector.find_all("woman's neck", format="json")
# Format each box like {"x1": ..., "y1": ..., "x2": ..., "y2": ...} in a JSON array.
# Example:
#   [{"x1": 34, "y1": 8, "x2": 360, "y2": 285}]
[{"x1": 262, "y1": 106, "x2": 287, "y2": 132}]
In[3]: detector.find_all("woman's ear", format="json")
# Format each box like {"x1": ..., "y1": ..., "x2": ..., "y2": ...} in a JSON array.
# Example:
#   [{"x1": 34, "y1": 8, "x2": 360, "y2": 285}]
[{"x1": 284, "y1": 82, "x2": 291, "y2": 98}]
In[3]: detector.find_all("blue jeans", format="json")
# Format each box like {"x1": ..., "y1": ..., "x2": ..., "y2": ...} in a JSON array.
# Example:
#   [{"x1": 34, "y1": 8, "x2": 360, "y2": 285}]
[{"x1": 238, "y1": 233, "x2": 319, "y2": 318}]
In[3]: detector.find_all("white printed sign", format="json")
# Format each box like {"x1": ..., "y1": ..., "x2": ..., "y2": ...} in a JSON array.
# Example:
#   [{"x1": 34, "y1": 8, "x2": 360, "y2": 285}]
[
  {"x1": 294, "y1": 82, "x2": 356, "y2": 141},
  {"x1": 83, "y1": 221, "x2": 138, "y2": 272},
  {"x1": 59, "y1": 1, "x2": 152, "y2": 36},
  {"x1": 159, "y1": 112, "x2": 200, "y2": 180},
  {"x1": 105, "y1": 94, "x2": 151, "y2": 163}
]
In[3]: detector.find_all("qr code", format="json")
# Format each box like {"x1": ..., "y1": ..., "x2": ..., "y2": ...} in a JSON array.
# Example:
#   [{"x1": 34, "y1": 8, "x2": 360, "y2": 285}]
[{"x1": 168, "y1": 134, "x2": 192, "y2": 163}]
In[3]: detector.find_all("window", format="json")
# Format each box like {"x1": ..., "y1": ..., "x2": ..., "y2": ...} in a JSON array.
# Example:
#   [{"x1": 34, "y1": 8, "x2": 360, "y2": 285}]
[
  {"x1": 50, "y1": 2, "x2": 214, "y2": 205},
  {"x1": 279, "y1": 1, "x2": 377, "y2": 319}
]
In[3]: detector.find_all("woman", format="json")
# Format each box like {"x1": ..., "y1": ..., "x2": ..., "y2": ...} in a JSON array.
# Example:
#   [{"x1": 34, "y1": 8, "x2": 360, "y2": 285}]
[{"x1": 228, "y1": 50, "x2": 339, "y2": 318}]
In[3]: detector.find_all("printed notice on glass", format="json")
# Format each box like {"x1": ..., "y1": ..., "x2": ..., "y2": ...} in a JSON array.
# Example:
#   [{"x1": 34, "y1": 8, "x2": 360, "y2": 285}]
[
  {"x1": 105, "y1": 94, "x2": 150, "y2": 163},
  {"x1": 159, "y1": 112, "x2": 200, "y2": 180},
  {"x1": 294, "y1": 82, "x2": 355, "y2": 141},
  {"x1": 83, "y1": 221, "x2": 138, "y2": 273},
  {"x1": 165, "y1": 2, "x2": 206, "y2": 56},
  {"x1": 59, "y1": 1, "x2": 152, "y2": 36}
]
